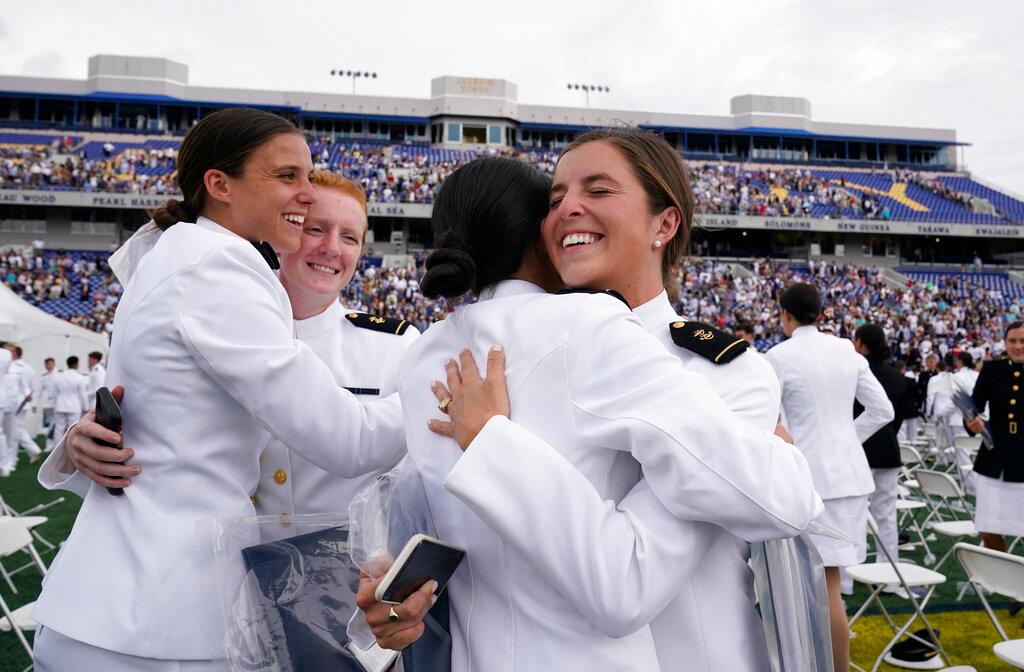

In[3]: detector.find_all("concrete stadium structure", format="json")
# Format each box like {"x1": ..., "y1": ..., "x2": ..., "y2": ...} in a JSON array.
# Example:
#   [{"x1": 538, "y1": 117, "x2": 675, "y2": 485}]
[{"x1": 2, "y1": 54, "x2": 1021, "y2": 267}]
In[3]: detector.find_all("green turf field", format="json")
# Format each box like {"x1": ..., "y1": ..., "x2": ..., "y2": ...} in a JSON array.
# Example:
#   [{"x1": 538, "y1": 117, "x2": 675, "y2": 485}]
[{"x1": 1, "y1": 443, "x2": 1021, "y2": 671}]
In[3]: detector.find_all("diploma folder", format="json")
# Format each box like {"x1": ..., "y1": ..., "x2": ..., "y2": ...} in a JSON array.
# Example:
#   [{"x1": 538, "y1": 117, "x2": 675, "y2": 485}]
[{"x1": 240, "y1": 525, "x2": 396, "y2": 672}]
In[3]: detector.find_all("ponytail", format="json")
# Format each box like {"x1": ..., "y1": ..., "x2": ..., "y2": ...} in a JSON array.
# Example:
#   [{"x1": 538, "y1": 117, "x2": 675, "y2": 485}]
[{"x1": 150, "y1": 198, "x2": 198, "y2": 231}]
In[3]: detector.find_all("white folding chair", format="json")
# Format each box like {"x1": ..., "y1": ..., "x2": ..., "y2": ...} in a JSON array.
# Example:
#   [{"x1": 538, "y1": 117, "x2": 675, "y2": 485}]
[
  {"x1": 0, "y1": 517, "x2": 49, "y2": 667},
  {"x1": 895, "y1": 493, "x2": 936, "y2": 564},
  {"x1": 0, "y1": 493, "x2": 65, "y2": 552},
  {"x1": 953, "y1": 543, "x2": 1024, "y2": 669},
  {"x1": 899, "y1": 443, "x2": 924, "y2": 490},
  {"x1": 913, "y1": 470, "x2": 978, "y2": 572},
  {"x1": 0, "y1": 515, "x2": 49, "y2": 592},
  {"x1": 848, "y1": 515, "x2": 949, "y2": 672}
]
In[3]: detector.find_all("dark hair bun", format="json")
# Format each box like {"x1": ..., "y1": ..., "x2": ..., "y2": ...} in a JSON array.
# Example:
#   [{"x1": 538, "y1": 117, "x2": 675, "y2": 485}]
[
  {"x1": 421, "y1": 247, "x2": 477, "y2": 299},
  {"x1": 151, "y1": 198, "x2": 197, "y2": 230}
]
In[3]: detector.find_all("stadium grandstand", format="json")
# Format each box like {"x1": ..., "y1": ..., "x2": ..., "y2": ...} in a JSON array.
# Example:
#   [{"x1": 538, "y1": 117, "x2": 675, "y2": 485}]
[{"x1": 2, "y1": 54, "x2": 1024, "y2": 362}]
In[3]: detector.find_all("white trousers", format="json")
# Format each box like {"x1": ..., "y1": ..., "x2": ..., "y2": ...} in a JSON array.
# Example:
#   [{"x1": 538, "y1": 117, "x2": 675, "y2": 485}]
[
  {"x1": 0, "y1": 413, "x2": 7, "y2": 471},
  {"x1": 898, "y1": 417, "x2": 919, "y2": 443},
  {"x1": 3, "y1": 410, "x2": 40, "y2": 469},
  {"x1": 34, "y1": 627, "x2": 227, "y2": 672},
  {"x1": 51, "y1": 412, "x2": 78, "y2": 453},
  {"x1": 868, "y1": 468, "x2": 900, "y2": 563}
]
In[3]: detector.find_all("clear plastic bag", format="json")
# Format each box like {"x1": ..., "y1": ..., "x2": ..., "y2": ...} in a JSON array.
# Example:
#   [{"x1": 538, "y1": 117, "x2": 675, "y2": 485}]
[
  {"x1": 751, "y1": 524, "x2": 837, "y2": 672},
  {"x1": 347, "y1": 457, "x2": 439, "y2": 580},
  {"x1": 204, "y1": 512, "x2": 399, "y2": 672}
]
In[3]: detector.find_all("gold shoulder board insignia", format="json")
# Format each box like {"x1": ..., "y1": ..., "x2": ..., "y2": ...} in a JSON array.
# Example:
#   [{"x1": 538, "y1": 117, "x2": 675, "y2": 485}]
[
  {"x1": 345, "y1": 312, "x2": 410, "y2": 335},
  {"x1": 669, "y1": 320, "x2": 748, "y2": 365}
]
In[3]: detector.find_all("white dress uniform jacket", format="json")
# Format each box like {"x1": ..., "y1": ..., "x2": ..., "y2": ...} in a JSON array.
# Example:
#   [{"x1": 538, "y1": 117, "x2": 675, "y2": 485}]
[
  {"x1": 926, "y1": 371, "x2": 955, "y2": 420},
  {"x1": 50, "y1": 369, "x2": 88, "y2": 415},
  {"x1": 766, "y1": 325, "x2": 895, "y2": 499},
  {"x1": 9, "y1": 360, "x2": 34, "y2": 409},
  {"x1": 635, "y1": 293, "x2": 778, "y2": 672},
  {"x1": 254, "y1": 301, "x2": 419, "y2": 516},
  {"x1": 951, "y1": 367, "x2": 980, "y2": 420},
  {"x1": 400, "y1": 280, "x2": 821, "y2": 672},
  {"x1": 86, "y1": 362, "x2": 106, "y2": 399},
  {"x1": 39, "y1": 371, "x2": 56, "y2": 410},
  {"x1": 32, "y1": 217, "x2": 407, "y2": 661}
]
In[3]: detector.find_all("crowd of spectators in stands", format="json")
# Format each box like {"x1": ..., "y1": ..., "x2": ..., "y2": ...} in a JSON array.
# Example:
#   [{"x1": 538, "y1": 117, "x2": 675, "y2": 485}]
[
  {"x1": 0, "y1": 134, "x2": 1006, "y2": 222},
  {"x1": 680, "y1": 257, "x2": 1015, "y2": 364},
  {"x1": 1, "y1": 244, "x2": 121, "y2": 334},
  {"x1": 1, "y1": 142, "x2": 176, "y2": 193},
  {"x1": 5, "y1": 236, "x2": 1015, "y2": 366}
]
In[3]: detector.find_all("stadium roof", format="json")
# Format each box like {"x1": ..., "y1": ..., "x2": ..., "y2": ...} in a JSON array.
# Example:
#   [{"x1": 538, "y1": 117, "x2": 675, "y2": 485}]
[{"x1": 0, "y1": 54, "x2": 960, "y2": 146}]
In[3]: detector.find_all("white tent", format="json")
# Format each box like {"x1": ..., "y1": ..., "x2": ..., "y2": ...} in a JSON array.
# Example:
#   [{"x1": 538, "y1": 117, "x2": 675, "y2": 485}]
[{"x1": 0, "y1": 284, "x2": 109, "y2": 436}]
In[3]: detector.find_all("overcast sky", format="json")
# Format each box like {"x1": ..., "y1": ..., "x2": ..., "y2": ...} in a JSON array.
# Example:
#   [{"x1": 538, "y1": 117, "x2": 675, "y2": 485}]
[{"x1": 3, "y1": 0, "x2": 1022, "y2": 194}]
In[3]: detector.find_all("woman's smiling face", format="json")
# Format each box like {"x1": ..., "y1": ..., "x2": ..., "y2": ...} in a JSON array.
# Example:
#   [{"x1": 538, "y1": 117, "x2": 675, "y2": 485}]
[{"x1": 542, "y1": 140, "x2": 669, "y2": 303}]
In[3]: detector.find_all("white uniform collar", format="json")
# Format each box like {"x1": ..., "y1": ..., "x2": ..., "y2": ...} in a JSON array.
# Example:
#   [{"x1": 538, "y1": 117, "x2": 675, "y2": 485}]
[
  {"x1": 294, "y1": 300, "x2": 343, "y2": 339},
  {"x1": 194, "y1": 215, "x2": 243, "y2": 239},
  {"x1": 632, "y1": 291, "x2": 677, "y2": 334},
  {"x1": 793, "y1": 325, "x2": 819, "y2": 338},
  {"x1": 478, "y1": 279, "x2": 547, "y2": 302}
]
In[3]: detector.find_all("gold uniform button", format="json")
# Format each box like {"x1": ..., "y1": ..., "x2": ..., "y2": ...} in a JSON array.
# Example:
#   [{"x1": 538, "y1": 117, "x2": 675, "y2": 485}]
[
  {"x1": 1015, "y1": 371, "x2": 1021, "y2": 378},
  {"x1": 1015, "y1": 385, "x2": 1020, "y2": 392},
  {"x1": 672, "y1": 321, "x2": 686, "y2": 328},
  {"x1": 1009, "y1": 413, "x2": 1015, "y2": 420},
  {"x1": 1012, "y1": 399, "x2": 1018, "y2": 406},
  {"x1": 274, "y1": 469, "x2": 287, "y2": 485}
]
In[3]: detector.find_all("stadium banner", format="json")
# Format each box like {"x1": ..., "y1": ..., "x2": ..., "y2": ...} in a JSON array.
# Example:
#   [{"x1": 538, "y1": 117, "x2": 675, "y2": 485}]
[
  {"x1": 0, "y1": 190, "x2": 434, "y2": 219},
  {"x1": 693, "y1": 213, "x2": 1024, "y2": 239},
  {"x1": 0, "y1": 189, "x2": 1016, "y2": 238}
]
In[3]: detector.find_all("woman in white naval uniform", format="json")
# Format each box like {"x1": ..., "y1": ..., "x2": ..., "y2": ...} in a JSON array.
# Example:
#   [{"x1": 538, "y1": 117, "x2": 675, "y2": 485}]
[
  {"x1": 361, "y1": 156, "x2": 820, "y2": 671},
  {"x1": 424, "y1": 128, "x2": 793, "y2": 672},
  {"x1": 40, "y1": 173, "x2": 420, "y2": 516},
  {"x1": 765, "y1": 282, "x2": 894, "y2": 672},
  {"x1": 31, "y1": 109, "x2": 408, "y2": 671},
  {"x1": 253, "y1": 171, "x2": 419, "y2": 516}
]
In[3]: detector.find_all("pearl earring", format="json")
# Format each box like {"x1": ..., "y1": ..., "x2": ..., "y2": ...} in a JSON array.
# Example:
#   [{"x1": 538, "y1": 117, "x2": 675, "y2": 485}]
[{"x1": 653, "y1": 240, "x2": 662, "y2": 248}]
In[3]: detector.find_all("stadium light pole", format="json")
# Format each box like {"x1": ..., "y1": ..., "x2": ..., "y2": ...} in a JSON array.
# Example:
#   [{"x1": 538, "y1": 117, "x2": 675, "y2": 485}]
[
  {"x1": 331, "y1": 69, "x2": 379, "y2": 94},
  {"x1": 566, "y1": 83, "x2": 610, "y2": 108}
]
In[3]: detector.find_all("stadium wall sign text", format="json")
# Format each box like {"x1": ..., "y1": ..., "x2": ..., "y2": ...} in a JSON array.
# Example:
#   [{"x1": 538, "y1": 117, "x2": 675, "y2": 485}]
[
  {"x1": 693, "y1": 214, "x2": 1022, "y2": 239},
  {"x1": 0, "y1": 189, "x2": 1017, "y2": 239}
]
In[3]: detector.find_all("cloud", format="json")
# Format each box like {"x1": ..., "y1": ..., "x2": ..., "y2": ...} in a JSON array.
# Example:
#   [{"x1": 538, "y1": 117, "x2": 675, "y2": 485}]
[
  {"x1": 20, "y1": 51, "x2": 70, "y2": 78},
  {"x1": 0, "y1": 0, "x2": 1021, "y2": 192}
]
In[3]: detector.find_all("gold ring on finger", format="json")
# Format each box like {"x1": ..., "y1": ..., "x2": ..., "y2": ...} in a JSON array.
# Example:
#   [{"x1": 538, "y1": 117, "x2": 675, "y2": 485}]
[
  {"x1": 438, "y1": 397, "x2": 453, "y2": 414},
  {"x1": 388, "y1": 606, "x2": 400, "y2": 623}
]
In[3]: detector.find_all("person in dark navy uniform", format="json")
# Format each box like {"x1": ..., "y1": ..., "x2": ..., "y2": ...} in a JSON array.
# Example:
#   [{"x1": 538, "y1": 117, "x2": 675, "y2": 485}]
[
  {"x1": 853, "y1": 324, "x2": 911, "y2": 566},
  {"x1": 966, "y1": 320, "x2": 1024, "y2": 557}
]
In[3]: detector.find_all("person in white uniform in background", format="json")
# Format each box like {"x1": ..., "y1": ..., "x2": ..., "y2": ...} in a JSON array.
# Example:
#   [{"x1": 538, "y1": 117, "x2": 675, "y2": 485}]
[
  {"x1": 36, "y1": 357, "x2": 58, "y2": 451},
  {"x1": 926, "y1": 360, "x2": 957, "y2": 460},
  {"x1": 31, "y1": 108, "x2": 410, "y2": 672},
  {"x1": 951, "y1": 351, "x2": 980, "y2": 468},
  {"x1": 49, "y1": 355, "x2": 89, "y2": 457},
  {"x1": 2, "y1": 345, "x2": 42, "y2": 471},
  {"x1": 358, "y1": 153, "x2": 819, "y2": 670},
  {"x1": 85, "y1": 351, "x2": 106, "y2": 399},
  {"x1": 0, "y1": 343, "x2": 15, "y2": 476},
  {"x1": 766, "y1": 283, "x2": 894, "y2": 672}
]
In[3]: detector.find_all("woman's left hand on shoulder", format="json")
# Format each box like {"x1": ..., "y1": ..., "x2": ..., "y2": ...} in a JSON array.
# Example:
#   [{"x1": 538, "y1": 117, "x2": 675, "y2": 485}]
[{"x1": 428, "y1": 346, "x2": 509, "y2": 451}]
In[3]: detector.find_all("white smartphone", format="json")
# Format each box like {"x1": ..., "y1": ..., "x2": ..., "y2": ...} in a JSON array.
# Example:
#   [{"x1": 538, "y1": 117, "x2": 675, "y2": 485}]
[{"x1": 374, "y1": 533, "x2": 466, "y2": 605}]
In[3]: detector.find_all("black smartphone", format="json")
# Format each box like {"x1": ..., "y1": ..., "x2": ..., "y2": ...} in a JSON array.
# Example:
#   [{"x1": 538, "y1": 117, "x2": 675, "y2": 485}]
[
  {"x1": 374, "y1": 534, "x2": 466, "y2": 604},
  {"x1": 94, "y1": 387, "x2": 125, "y2": 497}
]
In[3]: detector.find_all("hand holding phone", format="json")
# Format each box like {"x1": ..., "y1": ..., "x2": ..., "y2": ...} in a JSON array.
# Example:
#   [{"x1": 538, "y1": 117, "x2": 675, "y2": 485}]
[
  {"x1": 94, "y1": 387, "x2": 125, "y2": 496},
  {"x1": 374, "y1": 534, "x2": 465, "y2": 604}
]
